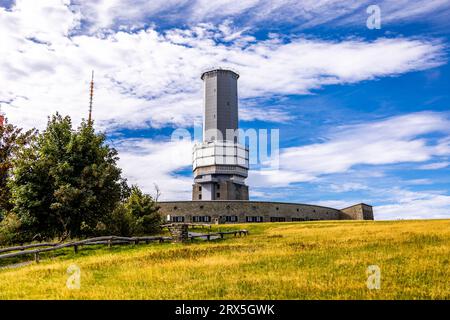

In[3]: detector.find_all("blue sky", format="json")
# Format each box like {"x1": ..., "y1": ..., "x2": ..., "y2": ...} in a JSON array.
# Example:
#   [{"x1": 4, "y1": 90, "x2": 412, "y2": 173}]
[{"x1": 1, "y1": 0, "x2": 450, "y2": 219}]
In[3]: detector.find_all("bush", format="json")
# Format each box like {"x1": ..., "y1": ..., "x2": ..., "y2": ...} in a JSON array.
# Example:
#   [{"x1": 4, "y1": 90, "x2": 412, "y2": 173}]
[
  {"x1": 105, "y1": 186, "x2": 162, "y2": 237},
  {"x1": 0, "y1": 213, "x2": 22, "y2": 245},
  {"x1": 106, "y1": 204, "x2": 135, "y2": 237}
]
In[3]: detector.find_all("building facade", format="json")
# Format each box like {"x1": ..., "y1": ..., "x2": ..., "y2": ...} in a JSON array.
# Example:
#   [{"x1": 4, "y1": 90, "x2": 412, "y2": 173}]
[{"x1": 159, "y1": 201, "x2": 374, "y2": 223}]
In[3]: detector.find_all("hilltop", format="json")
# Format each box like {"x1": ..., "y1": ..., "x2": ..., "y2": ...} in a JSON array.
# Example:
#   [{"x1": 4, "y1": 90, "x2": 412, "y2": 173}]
[{"x1": 0, "y1": 219, "x2": 449, "y2": 299}]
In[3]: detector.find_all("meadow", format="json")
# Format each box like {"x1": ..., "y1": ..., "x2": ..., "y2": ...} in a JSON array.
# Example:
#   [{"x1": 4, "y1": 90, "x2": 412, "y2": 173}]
[{"x1": 0, "y1": 219, "x2": 449, "y2": 299}]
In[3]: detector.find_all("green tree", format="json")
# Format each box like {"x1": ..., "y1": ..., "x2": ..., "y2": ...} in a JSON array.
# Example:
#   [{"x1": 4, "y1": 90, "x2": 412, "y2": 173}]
[
  {"x1": 10, "y1": 114, "x2": 126, "y2": 240},
  {"x1": 125, "y1": 185, "x2": 161, "y2": 235},
  {"x1": 106, "y1": 185, "x2": 161, "y2": 237},
  {"x1": 0, "y1": 118, "x2": 35, "y2": 218}
]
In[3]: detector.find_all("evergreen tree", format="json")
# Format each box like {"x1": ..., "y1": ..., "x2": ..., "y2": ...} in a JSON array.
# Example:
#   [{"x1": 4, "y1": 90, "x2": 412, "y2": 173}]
[
  {"x1": 10, "y1": 114, "x2": 126, "y2": 239},
  {"x1": 105, "y1": 185, "x2": 162, "y2": 237},
  {"x1": 0, "y1": 118, "x2": 35, "y2": 218},
  {"x1": 125, "y1": 185, "x2": 161, "y2": 235}
]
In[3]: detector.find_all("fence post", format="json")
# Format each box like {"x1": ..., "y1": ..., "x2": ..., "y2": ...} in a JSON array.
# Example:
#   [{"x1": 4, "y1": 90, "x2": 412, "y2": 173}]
[
  {"x1": 34, "y1": 252, "x2": 40, "y2": 263},
  {"x1": 74, "y1": 245, "x2": 78, "y2": 254}
]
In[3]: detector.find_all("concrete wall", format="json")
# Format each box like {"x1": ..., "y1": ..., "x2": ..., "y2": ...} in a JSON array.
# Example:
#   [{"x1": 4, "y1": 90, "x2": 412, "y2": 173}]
[
  {"x1": 158, "y1": 200, "x2": 362, "y2": 224},
  {"x1": 340, "y1": 203, "x2": 374, "y2": 220}
]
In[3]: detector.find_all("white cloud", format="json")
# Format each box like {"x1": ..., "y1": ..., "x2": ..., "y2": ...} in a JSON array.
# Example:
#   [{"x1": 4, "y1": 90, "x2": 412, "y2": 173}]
[
  {"x1": 0, "y1": 2, "x2": 446, "y2": 131},
  {"x1": 418, "y1": 161, "x2": 450, "y2": 170},
  {"x1": 115, "y1": 137, "x2": 193, "y2": 200},
  {"x1": 374, "y1": 188, "x2": 450, "y2": 220},
  {"x1": 71, "y1": 0, "x2": 450, "y2": 31},
  {"x1": 251, "y1": 112, "x2": 450, "y2": 186},
  {"x1": 329, "y1": 182, "x2": 369, "y2": 192}
]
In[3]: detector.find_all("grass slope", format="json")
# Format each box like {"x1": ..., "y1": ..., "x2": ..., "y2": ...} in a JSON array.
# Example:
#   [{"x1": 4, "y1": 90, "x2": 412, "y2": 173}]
[{"x1": 0, "y1": 220, "x2": 449, "y2": 299}]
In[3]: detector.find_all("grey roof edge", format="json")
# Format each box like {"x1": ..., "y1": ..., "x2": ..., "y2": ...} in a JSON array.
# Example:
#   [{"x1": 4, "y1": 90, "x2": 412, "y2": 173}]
[
  {"x1": 340, "y1": 203, "x2": 373, "y2": 210},
  {"x1": 201, "y1": 67, "x2": 240, "y2": 80},
  {"x1": 158, "y1": 200, "x2": 345, "y2": 212}
]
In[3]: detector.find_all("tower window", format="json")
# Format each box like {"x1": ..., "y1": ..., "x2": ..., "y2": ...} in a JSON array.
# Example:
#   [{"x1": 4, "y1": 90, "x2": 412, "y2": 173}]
[
  {"x1": 199, "y1": 186, "x2": 202, "y2": 191},
  {"x1": 198, "y1": 194, "x2": 202, "y2": 200},
  {"x1": 217, "y1": 184, "x2": 220, "y2": 190},
  {"x1": 216, "y1": 192, "x2": 220, "y2": 198}
]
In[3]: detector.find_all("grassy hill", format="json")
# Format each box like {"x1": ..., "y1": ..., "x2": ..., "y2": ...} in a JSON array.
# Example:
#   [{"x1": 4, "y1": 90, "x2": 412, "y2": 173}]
[{"x1": 0, "y1": 219, "x2": 449, "y2": 299}]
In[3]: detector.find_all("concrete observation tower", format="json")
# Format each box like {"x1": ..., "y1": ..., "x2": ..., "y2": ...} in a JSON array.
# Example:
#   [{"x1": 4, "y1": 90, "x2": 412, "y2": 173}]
[{"x1": 192, "y1": 69, "x2": 249, "y2": 200}]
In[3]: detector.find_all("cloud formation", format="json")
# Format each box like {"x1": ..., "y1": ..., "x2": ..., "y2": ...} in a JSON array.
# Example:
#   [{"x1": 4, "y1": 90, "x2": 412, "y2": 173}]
[
  {"x1": 1, "y1": 1, "x2": 446, "y2": 131},
  {"x1": 73, "y1": 0, "x2": 450, "y2": 32},
  {"x1": 250, "y1": 112, "x2": 450, "y2": 187}
]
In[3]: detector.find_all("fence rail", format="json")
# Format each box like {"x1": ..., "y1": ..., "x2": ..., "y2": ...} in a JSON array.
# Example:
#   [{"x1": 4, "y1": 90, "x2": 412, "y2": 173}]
[
  {"x1": 0, "y1": 236, "x2": 170, "y2": 262},
  {"x1": 0, "y1": 230, "x2": 249, "y2": 264},
  {"x1": 189, "y1": 230, "x2": 249, "y2": 240}
]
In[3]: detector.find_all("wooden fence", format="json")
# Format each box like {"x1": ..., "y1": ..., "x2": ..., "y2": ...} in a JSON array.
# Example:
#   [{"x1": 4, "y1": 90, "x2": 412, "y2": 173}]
[
  {"x1": 0, "y1": 236, "x2": 170, "y2": 263},
  {"x1": 0, "y1": 230, "x2": 249, "y2": 263},
  {"x1": 189, "y1": 230, "x2": 249, "y2": 241}
]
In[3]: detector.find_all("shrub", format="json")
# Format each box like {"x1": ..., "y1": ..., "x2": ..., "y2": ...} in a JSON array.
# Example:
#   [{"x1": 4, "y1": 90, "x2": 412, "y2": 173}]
[
  {"x1": 104, "y1": 186, "x2": 162, "y2": 237},
  {"x1": 0, "y1": 213, "x2": 22, "y2": 245}
]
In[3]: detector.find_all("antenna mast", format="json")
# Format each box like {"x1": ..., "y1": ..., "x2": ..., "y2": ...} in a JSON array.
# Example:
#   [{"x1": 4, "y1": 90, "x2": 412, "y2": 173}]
[{"x1": 88, "y1": 70, "x2": 94, "y2": 125}]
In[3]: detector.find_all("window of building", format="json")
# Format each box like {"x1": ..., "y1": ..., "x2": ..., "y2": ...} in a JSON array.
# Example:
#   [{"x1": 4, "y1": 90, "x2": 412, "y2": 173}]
[
  {"x1": 172, "y1": 216, "x2": 185, "y2": 222},
  {"x1": 246, "y1": 216, "x2": 263, "y2": 223},
  {"x1": 217, "y1": 184, "x2": 220, "y2": 190},
  {"x1": 224, "y1": 216, "x2": 238, "y2": 222},
  {"x1": 198, "y1": 194, "x2": 202, "y2": 200},
  {"x1": 270, "y1": 217, "x2": 286, "y2": 222},
  {"x1": 292, "y1": 218, "x2": 305, "y2": 222},
  {"x1": 199, "y1": 186, "x2": 202, "y2": 191},
  {"x1": 216, "y1": 192, "x2": 220, "y2": 198},
  {"x1": 193, "y1": 216, "x2": 211, "y2": 223}
]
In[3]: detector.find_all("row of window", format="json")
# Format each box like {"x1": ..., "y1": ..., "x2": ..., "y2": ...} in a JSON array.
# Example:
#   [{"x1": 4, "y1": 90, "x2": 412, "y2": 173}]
[
  {"x1": 170, "y1": 216, "x2": 319, "y2": 223},
  {"x1": 193, "y1": 216, "x2": 211, "y2": 223}
]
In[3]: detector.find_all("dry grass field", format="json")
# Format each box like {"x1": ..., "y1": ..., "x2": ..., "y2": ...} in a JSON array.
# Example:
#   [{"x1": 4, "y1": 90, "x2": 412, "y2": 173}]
[{"x1": 0, "y1": 219, "x2": 449, "y2": 299}]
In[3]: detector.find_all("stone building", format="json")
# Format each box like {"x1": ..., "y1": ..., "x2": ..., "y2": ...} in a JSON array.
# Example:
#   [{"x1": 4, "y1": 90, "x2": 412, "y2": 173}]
[
  {"x1": 159, "y1": 201, "x2": 373, "y2": 224},
  {"x1": 160, "y1": 68, "x2": 374, "y2": 223}
]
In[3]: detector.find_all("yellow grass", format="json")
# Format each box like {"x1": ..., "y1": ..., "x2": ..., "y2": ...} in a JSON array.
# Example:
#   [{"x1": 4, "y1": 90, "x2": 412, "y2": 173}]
[{"x1": 0, "y1": 219, "x2": 449, "y2": 299}]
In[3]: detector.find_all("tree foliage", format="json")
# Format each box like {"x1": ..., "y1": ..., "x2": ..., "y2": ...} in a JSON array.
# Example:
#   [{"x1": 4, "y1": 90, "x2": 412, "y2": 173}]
[
  {"x1": 0, "y1": 118, "x2": 35, "y2": 218},
  {"x1": 9, "y1": 114, "x2": 126, "y2": 240},
  {"x1": 106, "y1": 185, "x2": 161, "y2": 237}
]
